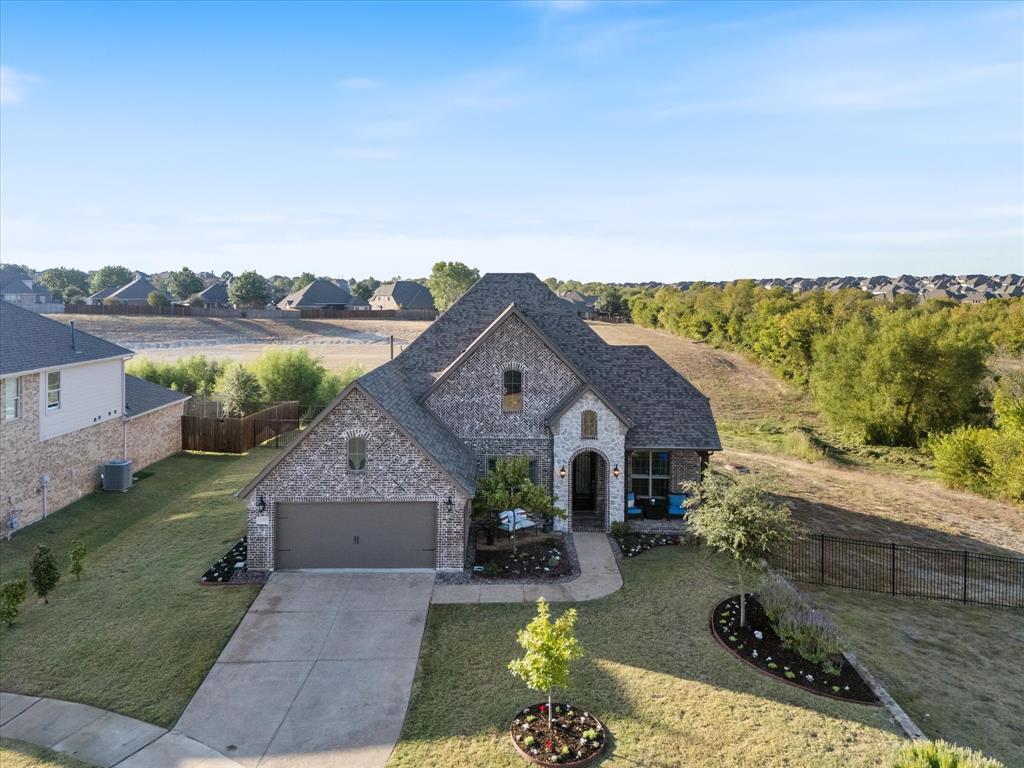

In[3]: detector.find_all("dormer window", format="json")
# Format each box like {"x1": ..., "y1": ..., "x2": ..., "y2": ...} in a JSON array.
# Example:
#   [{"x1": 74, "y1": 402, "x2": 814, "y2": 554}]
[
  {"x1": 581, "y1": 409, "x2": 597, "y2": 439},
  {"x1": 503, "y1": 369, "x2": 522, "y2": 412},
  {"x1": 347, "y1": 436, "x2": 367, "y2": 470}
]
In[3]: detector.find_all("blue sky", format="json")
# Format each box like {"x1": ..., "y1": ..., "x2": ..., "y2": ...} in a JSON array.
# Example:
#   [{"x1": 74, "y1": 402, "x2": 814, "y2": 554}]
[{"x1": 1, "y1": 0, "x2": 1021, "y2": 282}]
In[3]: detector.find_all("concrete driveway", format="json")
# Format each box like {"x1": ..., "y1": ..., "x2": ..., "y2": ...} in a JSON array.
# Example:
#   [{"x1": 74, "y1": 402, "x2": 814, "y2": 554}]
[{"x1": 176, "y1": 572, "x2": 433, "y2": 768}]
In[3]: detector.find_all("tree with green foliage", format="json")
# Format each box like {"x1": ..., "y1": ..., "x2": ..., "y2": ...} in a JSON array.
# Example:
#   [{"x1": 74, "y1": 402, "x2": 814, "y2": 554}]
[
  {"x1": 683, "y1": 473, "x2": 797, "y2": 627},
  {"x1": 62, "y1": 285, "x2": 86, "y2": 303},
  {"x1": 352, "y1": 276, "x2": 381, "y2": 301},
  {"x1": 427, "y1": 261, "x2": 480, "y2": 311},
  {"x1": 90, "y1": 265, "x2": 134, "y2": 294},
  {"x1": 69, "y1": 540, "x2": 87, "y2": 582},
  {"x1": 249, "y1": 349, "x2": 359, "y2": 413},
  {"x1": 217, "y1": 364, "x2": 265, "y2": 416},
  {"x1": 291, "y1": 272, "x2": 317, "y2": 292},
  {"x1": 889, "y1": 739, "x2": 1005, "y2": 768},
  {"x1": 148, "y1": 290, "x2": 169, "y2": 307},
  {"x1": 595, "y1": 285, "x2": 626, "y2": 316},
  {"x1": 228, "y1": 270, "x2": 271, "y2": 307},
  {"x1": 165, "y1": 267, "x2": 204, "y2": 300},
  {"x1": 0, "y1": 263, "x2": 34, "y2": 283},
  {"x1": 39, "y1": 267, "x2": 89, "y2": 302},
  {"x1": 473, "y1": 456, "x2": 560, "y2": 553},
  {"x1": 0, "y1": 580, "x2": 28, "y2": 627},
  {"x1": 126, "y1": 355, "x2": 224, "y2": 396},
  {"x1": 508, "y1": 598, "x2": 584, "y2": 731},
  {"x1": 29, "y1": 545, "x2": 61, "y2": 604}
]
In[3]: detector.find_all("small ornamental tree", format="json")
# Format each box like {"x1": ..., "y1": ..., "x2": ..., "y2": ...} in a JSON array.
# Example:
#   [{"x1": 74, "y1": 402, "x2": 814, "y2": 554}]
[
  {"x1": 509, "y1": 598, "x2": 584, "y2": 731},
  {"x1": 889, "y1": 739, "x2": 1005, "y2": 768},
  {"x1": 69, "y1": 539, "x2": 87, "y2": 582},
  {"x1": 473, "y1": 457, "x2": 561, "y2": 553},
  {"x1": 217, "y1": 364, "x2": 265, "y2": 417},
  {"x1": 0, "y1": 580, "x2": 28, "y2": 627},
  {"x1": 29, "y1": 544, "x2": 61, "y2": 604},
  {"x1": 683, "y1": 473, "x2": 797, "y2": 627}
]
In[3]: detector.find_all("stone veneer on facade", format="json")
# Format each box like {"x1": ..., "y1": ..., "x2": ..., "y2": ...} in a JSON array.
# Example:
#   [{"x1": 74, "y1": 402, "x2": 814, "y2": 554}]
[
  {"x1": 0, "y1": 375, "x2": 185, "y2": 533},
  {"x1": 246, "y1": 387, "x2": 469, "y2": 571}
]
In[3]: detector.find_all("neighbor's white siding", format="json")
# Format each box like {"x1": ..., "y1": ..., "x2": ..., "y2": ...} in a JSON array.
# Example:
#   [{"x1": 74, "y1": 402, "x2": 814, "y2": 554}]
[{"x1": 38, "y1": 358, "x2": 125, "y2": 441}]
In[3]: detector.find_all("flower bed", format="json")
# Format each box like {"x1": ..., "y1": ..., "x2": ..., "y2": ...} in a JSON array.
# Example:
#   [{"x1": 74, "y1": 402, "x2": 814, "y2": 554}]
[
  {"x1": 612, "y1": 531, "x2": 682, "y2": 557},
  {"x1": 509, "y1": 703, "x2": 606, "y2": 766},
  {"x1": 474, "y1": 536, "x2": 571, "y2": 579},
  {"x1": 200, "y1": 537, "x2": 247, "y2": 584},
  {"x1": 711, "y1": 594, "x2": 878, "y2": 704}
]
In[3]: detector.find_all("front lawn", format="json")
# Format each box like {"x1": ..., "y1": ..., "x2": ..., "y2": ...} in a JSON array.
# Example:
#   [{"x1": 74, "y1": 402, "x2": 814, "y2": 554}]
[
  {"x1": 0, "y1": 449, "x2": 274, "y2": 727},
  {"x1": 0, "y1": 738, "x2": 93, "y2": 768},
  {"x1": 389, "y1": 545, "x2": 902, "y2": 767}
]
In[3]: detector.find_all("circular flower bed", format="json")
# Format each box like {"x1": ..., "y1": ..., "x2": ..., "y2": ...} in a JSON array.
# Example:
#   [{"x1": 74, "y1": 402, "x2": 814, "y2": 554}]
[
  {"x1": 509, "y1": 703, "x2": 607, "y2": 766},
  {"x1": 711, "y1": 594, "x2": 878, "y2": 704}
]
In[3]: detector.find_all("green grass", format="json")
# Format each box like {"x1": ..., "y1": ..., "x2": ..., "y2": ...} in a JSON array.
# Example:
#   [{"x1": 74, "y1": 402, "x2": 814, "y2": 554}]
[
  {"x1": 808, "y1": 587, "x2": 1024, "y2": 766},
  {"x1": 0, "y1": 738, "x2": 94, "y2": 768},
  {"x1": 389, "y1": 545, "x2": 902, "y2": 768},
  {"x1": 0, "y1": 449, "x2": 274, "y2": 727}
]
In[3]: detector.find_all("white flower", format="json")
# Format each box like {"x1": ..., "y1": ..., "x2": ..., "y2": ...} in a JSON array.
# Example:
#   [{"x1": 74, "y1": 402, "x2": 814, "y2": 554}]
[{"x1": 753, "y1": 630, "x2": 763, "y2": 640}]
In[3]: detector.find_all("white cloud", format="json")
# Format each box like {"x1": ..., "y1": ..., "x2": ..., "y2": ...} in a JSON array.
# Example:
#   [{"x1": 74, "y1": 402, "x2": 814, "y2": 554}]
[
  {"x1": 337, "y1": 76, "x2": 379, "y2": 91},
  {"x1": 0, "y1": 66, "x2": 42, "y2": 105}
]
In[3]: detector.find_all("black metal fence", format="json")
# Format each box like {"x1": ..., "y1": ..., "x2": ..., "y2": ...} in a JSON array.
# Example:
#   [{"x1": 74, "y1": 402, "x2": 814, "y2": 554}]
[{"x1": 773, "y1": 534, "x2": 1024, "y2": 609}]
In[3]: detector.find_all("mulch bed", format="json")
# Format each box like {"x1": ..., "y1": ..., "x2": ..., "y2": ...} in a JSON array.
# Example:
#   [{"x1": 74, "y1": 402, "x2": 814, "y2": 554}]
[
  {"x1": 612, "y1": 531, "x2": 682, "y2": 557},
  {"x1": 510, "y1": 703, "x2": 607, "y2": 766},
  {"x1": 710, "y1": 594, "x2": 878, "y2": 704},
  {"x1": 201, "y1": 537, "x2": 249, "y2": 584},
  {"x1": 474, "y1": 535, "x2": 573, "y2": 580}
]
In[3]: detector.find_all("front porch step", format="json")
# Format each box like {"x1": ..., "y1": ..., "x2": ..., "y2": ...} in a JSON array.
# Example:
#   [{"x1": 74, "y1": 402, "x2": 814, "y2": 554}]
[{"x1": 571, "y1": 515, "x2": 606, "y2": 533}]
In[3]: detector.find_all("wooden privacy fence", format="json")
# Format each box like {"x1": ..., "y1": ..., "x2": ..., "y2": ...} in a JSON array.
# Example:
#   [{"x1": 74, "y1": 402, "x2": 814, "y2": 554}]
[
  {"x1": 298, "y1": 307, "x2": 437, "y2": 321},
  {"x1": 181, "y1": 401, "x2": 300, "y2": 453},
  {"x1": 773, "y1": 534, "x2": 1024, "y2": 610},
  {"x1": 65, "y1": 303, "x2": 299, "y2": 319}
]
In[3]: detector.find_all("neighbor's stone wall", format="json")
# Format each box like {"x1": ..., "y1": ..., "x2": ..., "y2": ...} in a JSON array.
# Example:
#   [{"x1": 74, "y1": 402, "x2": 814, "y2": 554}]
[
  {"x1": 246, "y1": 388, "x2": 468, "y2": 571},
  {"x1": 0, "y1": 375, "x2": 183, "y2": 534}
]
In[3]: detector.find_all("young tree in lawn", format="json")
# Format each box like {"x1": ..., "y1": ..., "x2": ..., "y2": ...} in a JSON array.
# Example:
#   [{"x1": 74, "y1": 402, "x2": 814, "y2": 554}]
[
  {"x1": 228, "y1": 270, "x2": 271, "y2": 307},
  {"x1": 29, "y1": 545, "x2": 61, "y2": 604},
  {"x1": 166, "y1": 267, "x2": 204, "y2": 300},
  {"x1": 427, "y1": 261, "x2": 480, "y2": 311},
  {"x1": 683, "y1": 473, "x2": 797, "y2": 627},
  {"x1": 509, "y1": 598, "x2": 584, "y2": 731},
  {"x1": 473, "y1": 457, "x2": 560, "y2": 553},
  {"x1": 69, "y1": 540, "x2": 87, "y2": 582},
  {"x1": 89, "y1": 265, "x2": 134, "y2": 294},
  {"x1": 217, "y1": 364, "x2": 265, "y2": 416},
  {"x1": 0, "y1": 580, "x2": 28, "y2": 627}
]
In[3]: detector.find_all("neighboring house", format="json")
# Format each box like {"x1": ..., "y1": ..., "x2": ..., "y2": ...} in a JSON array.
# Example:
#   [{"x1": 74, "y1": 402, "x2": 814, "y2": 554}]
[
  {"x1": 188, "y1": 281, "x2": 231, "y2": 307},
  {"x1": 240, "y1": 273, "x2": 720, "y2": 573},
  {"x1": 0, "y1": 302, "x2": 188, "y2": 534},
  {"x1": 369, "y1": 280, "x2": 435, "y2": 311},
  {"x1": 558, "y1": 290, "x2": 599, "y2": 319},
  {"x1": 1, "y1": 278, "x2": 53, "y2": 306},
  {"x1": 105, "y1": 275, "x2": 168, "y2": 305},
  {"x1": 85, "y1": 285, "x2": 117, "y2": 305},
  {"x1": 277, "y1": 279, "x2": 369, "y2": 310}
]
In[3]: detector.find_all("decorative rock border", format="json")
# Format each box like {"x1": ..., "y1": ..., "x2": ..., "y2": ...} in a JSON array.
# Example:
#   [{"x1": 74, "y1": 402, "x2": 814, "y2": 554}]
[{"x1": 509, "y1": 705, "x2": 608, "y2": 767}]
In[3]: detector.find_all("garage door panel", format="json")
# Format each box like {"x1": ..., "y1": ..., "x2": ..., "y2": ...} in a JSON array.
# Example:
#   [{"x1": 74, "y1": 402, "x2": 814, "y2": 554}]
[{"x1": 276, "y1": 502, "x2": 436, "y2": 569}]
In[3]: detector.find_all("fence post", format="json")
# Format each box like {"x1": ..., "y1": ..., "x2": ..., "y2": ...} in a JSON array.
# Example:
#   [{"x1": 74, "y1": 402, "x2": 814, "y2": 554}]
[
  {"x1": 819, "y1": 534, "x2": 825, "y2": 585},
  {"x1": 962, "y1": 550, "x2": 968, "y2": 604},
  {"x1": 891, "y1": 543, "x2": 896, "y2": 595}
]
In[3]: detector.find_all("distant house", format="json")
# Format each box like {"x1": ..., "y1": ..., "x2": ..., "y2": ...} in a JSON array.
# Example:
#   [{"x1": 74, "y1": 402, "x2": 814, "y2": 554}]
[
  {"x1": 1, "y1": 278, "x2": 52, "y2": 307},
  {"x1": 277, "y1": 278, "x2": 368, "y2": 311},
  {"x1": 369, "y1": 281, "x2": 435, "y2": 311},
  {"x1": 104, "y1": 275, "x2": 168, "y2": 305},
  {"x1": 188, "y1": 281, "x2": 231, "y2": 308},
  {"x1": 557, "y1": 290, "x2": 599, "y2": 319},
  {"x1": 85, "y1": 286, "x2": 117, "y2": 305},
  {"x1": 0, "y1": 302, "x2": 188, "y2": 534}
]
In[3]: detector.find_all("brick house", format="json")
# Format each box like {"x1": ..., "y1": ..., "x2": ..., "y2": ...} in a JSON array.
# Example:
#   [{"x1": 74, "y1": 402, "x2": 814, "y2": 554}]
[
  {"x1": 368, "y1": 280, "x2": 436, "y2": 311},
  {"x1": 240, "y1": 273, "x2": 720, "y2": 572},
  {"x1": 0, "y1": 302, "x2": 188, "y2": 534}
]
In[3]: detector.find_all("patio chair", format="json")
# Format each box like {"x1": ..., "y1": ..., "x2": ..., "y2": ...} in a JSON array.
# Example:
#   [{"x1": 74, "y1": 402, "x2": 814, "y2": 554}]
[
  {"x1": 667, "y1": 493, "x2": 689, "y2": 519},
  {"x1": 498, "y1": 508, "x2": 537, "y2": 533},
  {"x1": 626, "y1": 492, "x2": 643, "y2": 519}
]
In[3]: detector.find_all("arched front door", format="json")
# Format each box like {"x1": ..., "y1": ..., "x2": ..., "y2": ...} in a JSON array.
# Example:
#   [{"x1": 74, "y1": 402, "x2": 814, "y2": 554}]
[{"x1": 569, "y1": 450, "x2": 608, "y2": 531}]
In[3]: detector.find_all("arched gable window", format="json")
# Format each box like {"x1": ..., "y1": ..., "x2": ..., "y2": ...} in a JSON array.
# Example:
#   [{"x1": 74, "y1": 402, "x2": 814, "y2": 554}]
[
  {"x1": 581, "y1": 409, "x2": 598, "y2": 438},
  {"x1": 502, "y1": 368, "x2": 523, "y2": 412},
  {"x1": 347, "y1": 436, "x2": 367, "y2": 470}
]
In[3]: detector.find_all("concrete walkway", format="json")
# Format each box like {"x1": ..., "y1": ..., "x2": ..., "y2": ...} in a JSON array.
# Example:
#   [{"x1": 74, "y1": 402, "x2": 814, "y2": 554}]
[
  {"x1": 176, "y1": 572, "x2": 433, "y2": 768},
  {"x1": 0, "y1": 692, "x2": 243, "y2": 767},
  {"x1": 431, "y1": 531, "x2": 623, "y2": 604}
]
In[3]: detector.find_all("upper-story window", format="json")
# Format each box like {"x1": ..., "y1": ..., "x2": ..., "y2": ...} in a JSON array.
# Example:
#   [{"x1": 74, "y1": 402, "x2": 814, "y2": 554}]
[
  {"x1": 3, "y1": 377, "x2": 21, "y2": 421},
  {"x1": 347, "y1": 436, "x2": 367, "y2": 470},
  {"x1": 581, "y1": 409, "x2": 597, "y2": 439},
  {"x1": 46, "y1": 371, "x2": 61, "y2": 410},
  {"x1": 502, "y1": 369, "x2": 523, "y2": 412}
]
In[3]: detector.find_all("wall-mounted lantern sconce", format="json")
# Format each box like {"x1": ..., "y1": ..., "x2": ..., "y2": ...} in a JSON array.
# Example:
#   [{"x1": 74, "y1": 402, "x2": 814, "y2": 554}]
[
  {"x1": 559, "y1": 465, "x2": 567, "y2": 479},
  {"x1": 445, "y1": 496, "x2": 454, "y2": 514},
  {"x1": 256, "y1": 495, "x2": 267, "y2": 513},
  {"x1": 612, "y1": 464, "x2": 620, "y2": 479}
]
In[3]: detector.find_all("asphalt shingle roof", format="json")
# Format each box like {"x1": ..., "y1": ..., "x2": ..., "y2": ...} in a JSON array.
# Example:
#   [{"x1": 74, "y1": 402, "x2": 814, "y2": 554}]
[
  {"x1": 108, "y1": 276, "x2": 164, "y2": 302},
  {"x1": 1, "y1": 278, "x2": 50, "y2": 296},
  {"x1": 1, "y1": 301, "x2": 133, "y2": 376},
  {"x1": 124, "y1": 374, "x2": 189, "y2": 417},
  {"x1": 194, "y1": 281, "x2": 230, "y2": 304},
  {"x1": 373, "y1": 281, "x2": 436, "y2": 310},
  {"x1": 278, "y1": 279, "x2": 368, "y2": 309}
]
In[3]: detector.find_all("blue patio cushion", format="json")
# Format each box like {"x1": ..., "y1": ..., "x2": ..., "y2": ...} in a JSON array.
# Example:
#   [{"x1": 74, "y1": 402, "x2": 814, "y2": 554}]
[
  {"x1": 626, "y1": 491, "x2": 642, "y2": 518},
  {"x1": 667, "y1": 493, "x2": 688, "y2": 517}
]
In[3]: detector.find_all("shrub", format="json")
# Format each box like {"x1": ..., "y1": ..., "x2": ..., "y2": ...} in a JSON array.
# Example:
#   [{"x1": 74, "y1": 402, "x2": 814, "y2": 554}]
[
  {"x1": 0, "y1": 580, "x2": 28, "y2": 627},
  {"x1": 775, "y1": 606, "x2": 843, "y2": 674},
  {"x1": 610, "y1": 521, "x2": 631, "y2": 539},
  {"x1": 758, "y1": 573, "x2": 802, "y2": 625},
  {"x1": 29, "y1": 544, "x2": 61, "y2": 604},
  {"x1": 69, "y1": 539, "x2": 87, "y2": 582},
  {"x1": 217, "y1": 364, "x2": 265, "y2": 416},
  {"x1": 889, "y1": 739, "x2": 1005, "y2": 768}
]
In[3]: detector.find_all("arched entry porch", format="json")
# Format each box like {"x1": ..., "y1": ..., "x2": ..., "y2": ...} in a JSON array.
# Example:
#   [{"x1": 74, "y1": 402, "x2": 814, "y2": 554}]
[{"x1": 569, "y1": 449, "x2": 608, "y2": 531}]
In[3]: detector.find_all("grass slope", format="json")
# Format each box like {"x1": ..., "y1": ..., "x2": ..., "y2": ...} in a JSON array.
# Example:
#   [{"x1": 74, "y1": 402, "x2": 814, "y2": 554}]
[
  {"x1": 0, "y1": 449, "x2": 273, "y2": 727},
  {"x1": 389, "y1": 546, "x2": 901, "y2": 768}
]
